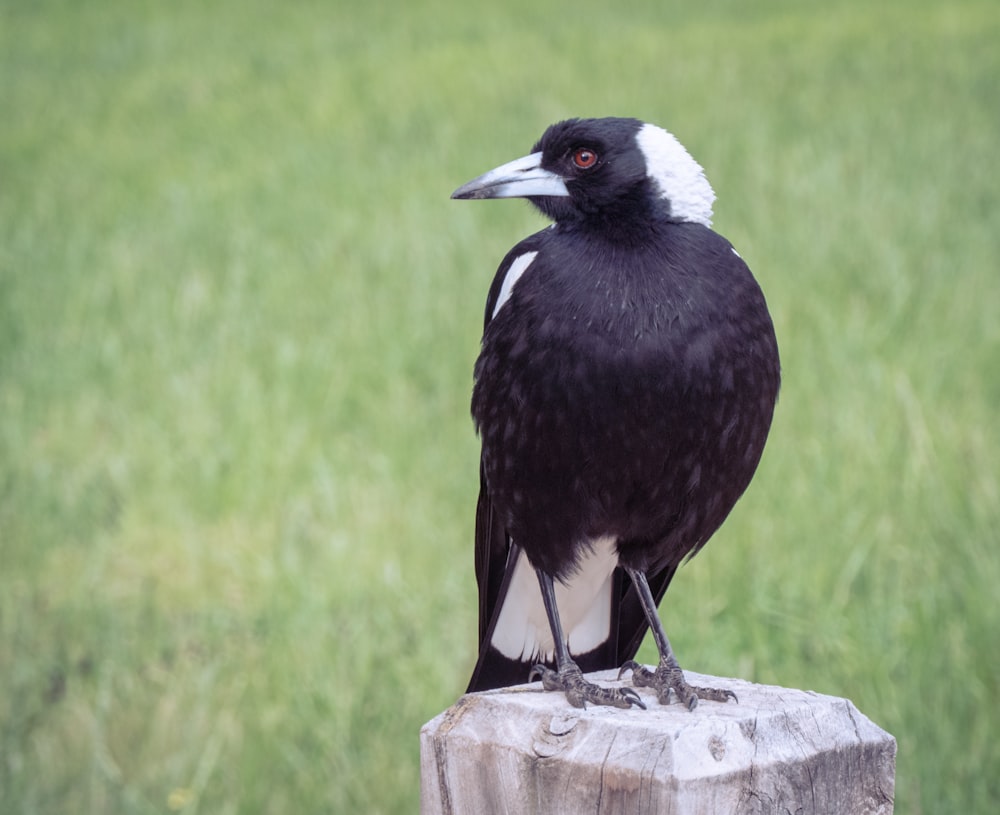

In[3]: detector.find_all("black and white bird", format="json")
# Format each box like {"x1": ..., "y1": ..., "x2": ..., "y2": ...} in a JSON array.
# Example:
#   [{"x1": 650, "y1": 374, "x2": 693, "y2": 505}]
[{"x1": 452, "y1": 117, "x2": 780, "y2": 709}]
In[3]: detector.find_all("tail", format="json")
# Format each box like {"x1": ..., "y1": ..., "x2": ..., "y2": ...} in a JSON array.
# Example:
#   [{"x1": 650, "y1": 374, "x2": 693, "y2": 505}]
[{"x1": 468, "y1": 497, "x2": 677, "y2": 693}]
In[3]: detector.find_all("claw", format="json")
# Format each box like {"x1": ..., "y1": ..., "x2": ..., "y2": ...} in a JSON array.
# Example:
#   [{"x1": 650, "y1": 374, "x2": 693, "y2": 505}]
[
  {"x1": 529, "y1": 665, "x2": 567, "y2": 695},
  {"x1": 620, "y1": 686, "x2": 647, "y2": 710},
  {"x1": 617, "y1": 659, "x2": 640, "y2": 680},
  {"x1": 619, "y1": 660, "x2": 737, "y2": 709},
  {"x1": 529, "y1": 663, "x2": 646, "y2": 710}
]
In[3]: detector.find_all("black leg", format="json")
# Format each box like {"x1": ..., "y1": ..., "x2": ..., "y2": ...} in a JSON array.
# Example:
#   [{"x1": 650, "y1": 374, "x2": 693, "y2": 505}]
[
  {"x1": 529, "y1": 570, "x2": 645, "y2": 709},
  {"x1": 619, "y1": 567, "x2": 737, "y2": 710}
]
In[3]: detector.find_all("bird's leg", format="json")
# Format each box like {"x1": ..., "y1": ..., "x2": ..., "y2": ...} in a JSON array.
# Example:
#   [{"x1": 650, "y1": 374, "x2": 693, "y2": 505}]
[
  {"x1": 529, "y1": 569, "x2": 645, "y2": 710},
  {"x1": 618, "y1": 567, "x2": 737, "y2": 710}
]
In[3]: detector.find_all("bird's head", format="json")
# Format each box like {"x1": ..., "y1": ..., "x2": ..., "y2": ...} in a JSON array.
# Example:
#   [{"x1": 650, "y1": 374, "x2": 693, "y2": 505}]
[{"x1": 451, "y1": 117, "x2": 715, "y2": 230}]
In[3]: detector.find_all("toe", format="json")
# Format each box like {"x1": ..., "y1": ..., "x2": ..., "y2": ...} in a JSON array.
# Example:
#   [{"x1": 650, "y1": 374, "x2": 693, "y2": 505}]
[{"x1": 692, "y1": 685, "x2": 738, "y2": 704}]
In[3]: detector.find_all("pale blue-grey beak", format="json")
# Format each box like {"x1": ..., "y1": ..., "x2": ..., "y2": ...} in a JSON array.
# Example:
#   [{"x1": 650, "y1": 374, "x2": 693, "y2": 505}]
[{"x1": 452, "y1": 152, "x2": 570, "y2": 200}]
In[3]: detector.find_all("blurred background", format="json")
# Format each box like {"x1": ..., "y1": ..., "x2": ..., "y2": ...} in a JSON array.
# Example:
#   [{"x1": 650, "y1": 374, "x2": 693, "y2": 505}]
[{"x1": 2, "y1": 0, "x2": 997, "y2": 812}]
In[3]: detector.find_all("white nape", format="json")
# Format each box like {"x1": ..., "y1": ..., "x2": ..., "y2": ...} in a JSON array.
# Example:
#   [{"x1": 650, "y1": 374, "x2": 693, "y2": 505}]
[
  {"x1": 635, "y1": 123, "x2": 715, "y2": 227},
  {"x1": 490, "y1": 536, "x2": 619, "y2": 663},
  {"x1": 491, "y1": 251, "x2": 538, "y2": 319}
]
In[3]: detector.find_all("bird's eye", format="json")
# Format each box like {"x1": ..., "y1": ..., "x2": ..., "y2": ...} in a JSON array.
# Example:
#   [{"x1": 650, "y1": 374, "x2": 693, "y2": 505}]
[{"x1": 572, "y1": 148, "x2": 598, "y2": 169}]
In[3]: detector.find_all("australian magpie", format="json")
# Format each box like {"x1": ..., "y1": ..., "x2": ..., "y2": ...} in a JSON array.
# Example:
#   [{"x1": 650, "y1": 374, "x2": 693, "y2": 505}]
[{"x1": 452, "y1": 117, "x2": 780, "y2": 710}]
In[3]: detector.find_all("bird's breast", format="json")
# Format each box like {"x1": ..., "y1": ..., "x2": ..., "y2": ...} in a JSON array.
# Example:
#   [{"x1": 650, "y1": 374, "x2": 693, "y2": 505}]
[{"x1": 472, "y1": 225, "x2": 779, "y2": 576}]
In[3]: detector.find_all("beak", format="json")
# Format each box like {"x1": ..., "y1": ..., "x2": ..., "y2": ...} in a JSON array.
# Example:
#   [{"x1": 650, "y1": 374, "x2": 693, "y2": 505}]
[{"x1": 451, "y1": 152, "x2": 570, "y2": 200}]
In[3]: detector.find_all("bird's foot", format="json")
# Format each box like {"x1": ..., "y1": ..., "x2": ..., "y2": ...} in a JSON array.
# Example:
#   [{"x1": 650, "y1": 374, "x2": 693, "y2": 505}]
[
  {"x1": 530, "y1": 663, "x2": 646, "y2": 710},
  {"x1": 618, "y1": 659, "x2": 737, "y2": 710}
]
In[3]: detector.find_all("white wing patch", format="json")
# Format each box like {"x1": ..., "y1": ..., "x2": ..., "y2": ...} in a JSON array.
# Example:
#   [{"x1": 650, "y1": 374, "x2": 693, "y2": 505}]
[
  {"x1": 491, "y1": 251, "x2": 538, "y2": 319},
  {"x1": 635, "y1": 123, "x2": 715, "y2": 227},
  {"x1": 490, "y1": 536, "x2": 619, "y2": 663}
]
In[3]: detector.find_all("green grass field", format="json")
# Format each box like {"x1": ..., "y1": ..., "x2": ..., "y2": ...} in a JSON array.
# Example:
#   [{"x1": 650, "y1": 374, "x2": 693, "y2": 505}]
[{"x1": 2, "y1": 0, "x2": 998, "y2": 811}]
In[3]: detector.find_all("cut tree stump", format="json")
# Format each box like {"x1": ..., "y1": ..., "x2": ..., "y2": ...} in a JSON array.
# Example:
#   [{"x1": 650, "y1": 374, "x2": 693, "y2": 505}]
[{"x1": 420, "y1": 668, "x2": 895, "y2": 814}]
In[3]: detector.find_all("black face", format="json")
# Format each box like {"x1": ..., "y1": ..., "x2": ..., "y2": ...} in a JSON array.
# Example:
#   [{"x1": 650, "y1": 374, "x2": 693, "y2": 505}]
[{"x1": 529, "y1": 117, "x2": 651, "y2": 222}]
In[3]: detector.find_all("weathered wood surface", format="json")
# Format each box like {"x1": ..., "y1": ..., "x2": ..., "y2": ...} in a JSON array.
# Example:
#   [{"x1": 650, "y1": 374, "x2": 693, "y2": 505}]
[{"x1": 421, "y1": 669, "x2": 895, "y2": 815}]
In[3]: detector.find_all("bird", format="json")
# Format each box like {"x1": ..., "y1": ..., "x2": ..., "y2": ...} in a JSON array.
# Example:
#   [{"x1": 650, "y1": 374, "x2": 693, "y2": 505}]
[{"x1": 451, "y1": 117, "x2": 780, "y2": 710}]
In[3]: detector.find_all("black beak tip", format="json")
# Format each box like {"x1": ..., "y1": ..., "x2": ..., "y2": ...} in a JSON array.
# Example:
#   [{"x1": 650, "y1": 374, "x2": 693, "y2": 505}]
[{"x1": 451, "y1": 184, "x2": 488, "y2": 201}]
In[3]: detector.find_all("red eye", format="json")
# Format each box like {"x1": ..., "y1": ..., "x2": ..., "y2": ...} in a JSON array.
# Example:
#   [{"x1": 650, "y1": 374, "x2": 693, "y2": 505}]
[{"x1": 572, "y1": 148, "x2": 598, "y2": 169}]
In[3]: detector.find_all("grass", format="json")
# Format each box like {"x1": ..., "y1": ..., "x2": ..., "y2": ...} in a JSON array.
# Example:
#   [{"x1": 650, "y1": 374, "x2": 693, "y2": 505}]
[{"x1": 2, "y1": 0, "x2": 998, "y2": 811}]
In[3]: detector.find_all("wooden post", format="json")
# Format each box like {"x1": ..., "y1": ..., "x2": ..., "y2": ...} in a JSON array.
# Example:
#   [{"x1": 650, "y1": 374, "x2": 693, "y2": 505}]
[{"x1": 421, "y1": 668, "x2": 895, "y2": 814}]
